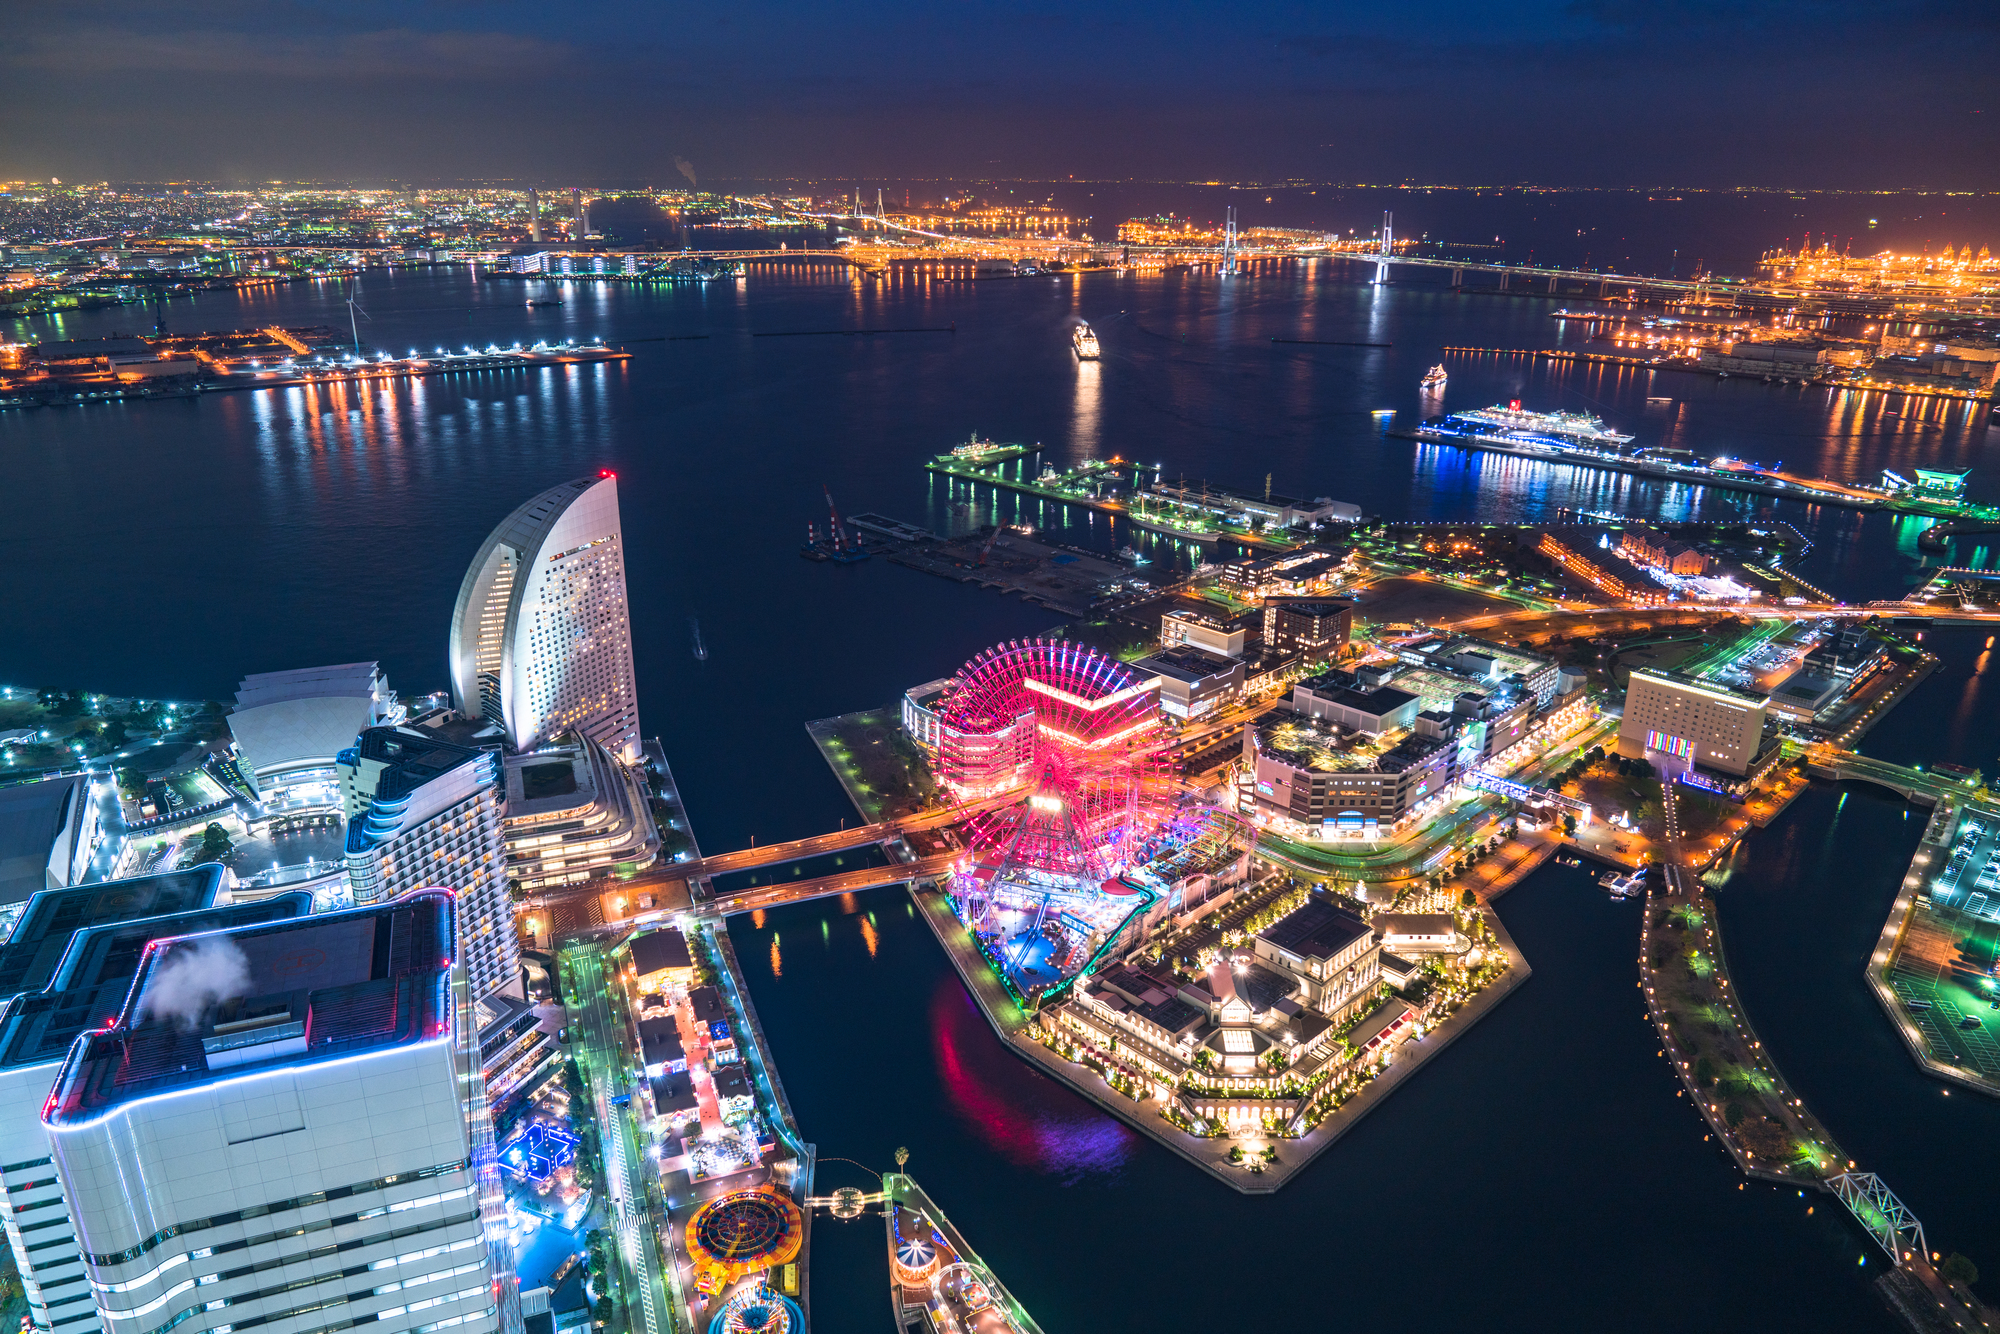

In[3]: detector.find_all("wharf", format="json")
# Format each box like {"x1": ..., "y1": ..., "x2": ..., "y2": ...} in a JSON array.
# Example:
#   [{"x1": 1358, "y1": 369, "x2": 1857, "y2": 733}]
[
  {"x1": 1445, "y1": 343, "x2": 1995, "y2": 404},
  {"x1": 881, "y1": 527, "x2": 1133, "y2": 615},
  {"x1": 1388, "y1": 425, "x2": 1893, "y2": 512},
  {"x1": 927, "y1": 456, "x2": 1299, "y2": 553},
  {"x1": 1, "y1": 343, "x2": 630, "y2": 410}
]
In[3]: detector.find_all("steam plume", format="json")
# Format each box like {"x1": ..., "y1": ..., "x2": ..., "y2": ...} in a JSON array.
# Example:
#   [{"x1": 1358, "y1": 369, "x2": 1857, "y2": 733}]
[
  {"x1": 674, "y1": 157, "x2": 697, "y2": 188},
  {"x1": 140, "y1": 938, "x2": 251, "y2": 1029}
]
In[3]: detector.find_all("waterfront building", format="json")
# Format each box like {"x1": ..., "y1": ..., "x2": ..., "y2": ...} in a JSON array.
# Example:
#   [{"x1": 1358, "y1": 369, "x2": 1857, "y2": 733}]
[
  {"x1": 1158, "y1": 607, "x2": 1249, "y2": 658},
  {"x1": 1253, "y1": 894, "x2": 1383, "y2": 1019},
  {"x1": 228, "y1": 663, "x2": 404, "y2": 803},
  {"x1": 1242, "y1": 708, "x2": 1457, "y2": 837},
  {"x1": 41, "y1": 890, "x2": 518, "y2": 1334},
  {"x1": 500, "y1": 733, "x2": 658, "y2": 894},
  {"x1": 1696, "y1": 340, "x2": 1833, "y2": 378},
  {"x1": 1372, "y1": 913, "x2": 1464, "y2": 954},
  {"x1": 1260, "y1": 599, "x2": 1352, "y2": 665},
  {"x1": 1138, "y1": 486, "x2": 1358, "y2": 531},
  {"x1": 1535, "y1": 532, "x2": 1659, "y2": 604},
  {"x1": 0, "y1": 776, "x2": 100, "y2": 925},
  {"x1": 0, "y1": 869, "x2": 308, "y2": 1334},
  {"x1": 339, "y1": 726, "x2": 517, "y2": 1000},
  {"x1": 1617, "y1": 670, "x2": 1769, "y2": 777},
  {"x1": 449, "y1": 474, "x2": 641, "y2": 762},
  {"x1": 1131, "y1": 646, "x2": 1244, "y2": 721},
  {"x1": 1618, "y1": 532, "x2": 1711, "y2": 578},
  {"x1": 1215, "y1": 550, "x2": 1346, "y2": 602},
  {"x1": 899, "y1": 679, "x2": 952, "y2": 754}
]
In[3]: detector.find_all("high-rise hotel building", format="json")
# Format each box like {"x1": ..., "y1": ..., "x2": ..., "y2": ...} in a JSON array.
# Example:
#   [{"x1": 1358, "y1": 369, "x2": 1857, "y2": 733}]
[
  {"x1": 41, "y1": 891, "x2": 518, "y2": 1334},
  {"x1": 339, "y1": 728, "x2": 516, "y2": 1002},
  {"x1": 447, "y1": 475, "x2": 640, "y2": 763}
]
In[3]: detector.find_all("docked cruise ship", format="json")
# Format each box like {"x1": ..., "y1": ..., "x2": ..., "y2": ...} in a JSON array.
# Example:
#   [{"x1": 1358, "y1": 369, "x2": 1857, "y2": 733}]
[
  {"x1": 1072, "y1": 322, "x2": 1101, "y2": 360},
  {"x1": 1441, "y1": 401, "x2": 1636, "y2": 454}
]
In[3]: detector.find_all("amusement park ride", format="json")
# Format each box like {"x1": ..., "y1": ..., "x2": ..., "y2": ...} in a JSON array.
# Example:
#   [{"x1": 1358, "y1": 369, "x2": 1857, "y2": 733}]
[{"x1": 932, "y1": 639, "x2": 1184, "y2": 1000}]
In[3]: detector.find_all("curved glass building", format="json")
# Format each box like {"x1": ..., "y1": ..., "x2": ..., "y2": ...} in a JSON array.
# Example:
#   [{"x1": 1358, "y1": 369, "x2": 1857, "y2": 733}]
[{"x1": 448, "y1": 474, "x2": 641, "y2": 762}]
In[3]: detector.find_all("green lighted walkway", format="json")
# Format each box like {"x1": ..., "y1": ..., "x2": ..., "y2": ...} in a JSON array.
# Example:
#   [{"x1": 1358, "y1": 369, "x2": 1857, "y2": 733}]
[{"x1": 560, "y1": 943, "x2": 677, "y2": 1334}]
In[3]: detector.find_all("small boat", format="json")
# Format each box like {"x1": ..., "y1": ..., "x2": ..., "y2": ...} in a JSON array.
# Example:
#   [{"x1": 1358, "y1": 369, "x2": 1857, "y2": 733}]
[
  {"x1": 525, "y1": 299, "x2": 563, "y2": 308},
  {"x1": 1073, "y1": 323, "x2": 1101, "y2": 360},
  {"x1": 1118, "y1": 545, "x2": 1148, "y2": 564},
  {"x1": 1600, "y1": 869, "x2": 1645, "y2": 897},
  {"x1": 1420, "y1": 364, "x2": 1447, "y2": 391},
  {"x1": 688, "y1": 617, "x2": 708, "y2": 661}
]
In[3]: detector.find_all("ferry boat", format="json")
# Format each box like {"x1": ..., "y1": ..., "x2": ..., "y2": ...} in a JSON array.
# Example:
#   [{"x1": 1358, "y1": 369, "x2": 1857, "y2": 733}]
[
  {"x1": 940, "y1": 433, "x2": 1035, "y2": 467},
  {"x1": 1420, "y1": 364, "x2": 1447, "y2": 391},
  {"x1": 1117, "y1": 545, "x2": 1148, "y2": 564},
  {"x1": 1072, "y1": 322, "x2": 1101, "y2": 360},
  {"x1": 524, "y1": 298, "x2": 563, "y2": 308},
  {"x1": 1440, "y1": 401, "x2": 1638, "y2": 456}
]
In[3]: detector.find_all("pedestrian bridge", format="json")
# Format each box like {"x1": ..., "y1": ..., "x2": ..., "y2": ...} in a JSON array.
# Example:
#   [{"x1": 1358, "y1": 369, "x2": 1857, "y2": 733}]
[{"x1": 1802, "y1": 747, "x2": 1981, "y2": 806}]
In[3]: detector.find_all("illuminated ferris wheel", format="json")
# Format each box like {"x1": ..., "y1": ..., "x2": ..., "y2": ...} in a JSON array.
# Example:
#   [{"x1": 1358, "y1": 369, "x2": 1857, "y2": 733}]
[{"x1": 935, "y1": 639, "x2": 1175, "y2": 886}]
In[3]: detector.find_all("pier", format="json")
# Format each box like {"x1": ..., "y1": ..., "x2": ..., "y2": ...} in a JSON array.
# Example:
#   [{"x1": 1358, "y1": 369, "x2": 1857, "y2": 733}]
[
  {"x1": 0, "y1": 340, "x2": 630, "y2": 410},
  {"x1": 927, "y1": 454, "x2": 1303, "y2": 552},
  {"x1": 1389, "y1": 422, "x2": 2000, "y2": 525}
]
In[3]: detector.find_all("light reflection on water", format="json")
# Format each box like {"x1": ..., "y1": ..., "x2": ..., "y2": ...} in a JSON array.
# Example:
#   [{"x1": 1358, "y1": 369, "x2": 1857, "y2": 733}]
[{"x1": 928, "y1": 978, "x2": 1136, "y2": 1185}]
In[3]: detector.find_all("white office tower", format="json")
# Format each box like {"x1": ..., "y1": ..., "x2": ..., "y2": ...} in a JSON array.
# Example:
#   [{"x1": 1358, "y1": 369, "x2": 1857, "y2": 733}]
[
  {"x1": 448, "y1": 474, "x2": 641, "y2": 762},
  {"x1": 0, "y1": 869, "x2": 308, "y2": 1334},
  {"x1": 41, "y1": 891, "x2": 521, "y2": 1334},
  {"x1": 340, "y1": 728, "x2": 517, "y2": 1001}
]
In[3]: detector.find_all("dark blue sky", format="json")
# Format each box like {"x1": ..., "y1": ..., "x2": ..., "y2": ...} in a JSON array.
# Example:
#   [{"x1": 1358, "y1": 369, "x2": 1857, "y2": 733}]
[{"x1": 3, "y1": 0, "x2": 1994, "y2": 186}]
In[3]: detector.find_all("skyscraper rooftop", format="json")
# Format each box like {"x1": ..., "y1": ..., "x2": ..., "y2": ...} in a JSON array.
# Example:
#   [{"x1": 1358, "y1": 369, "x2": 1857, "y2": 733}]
[{"x1": 44, "y1": 890, "x2": 457, "y2": 1126}]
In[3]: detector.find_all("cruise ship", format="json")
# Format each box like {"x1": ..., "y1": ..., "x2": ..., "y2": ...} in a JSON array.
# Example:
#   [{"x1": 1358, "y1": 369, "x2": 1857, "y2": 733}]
[
  {"x1": 1072, "y1": 322, "x2": 1101, "y2": 360},
  {"x1": 1440, "y1": 401, "x2": 1637, "y2": 455},
  {"x1": 1420, "y1": 364, "x2": 1447, "y2": 391}
]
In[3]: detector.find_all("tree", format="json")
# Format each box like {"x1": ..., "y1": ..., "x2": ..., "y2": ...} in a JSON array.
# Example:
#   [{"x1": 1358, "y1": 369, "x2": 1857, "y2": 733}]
[
  {"x1": 1940, "y1": 1253, "x2": 1980, "y2": 1287},
  {"x1": 1459, "y1": 888, "x2": 1479, "y2": 908},
  {"x1": 197, "y1": 823, "x2": 233, "y2": 862},
  {"x1": 1694, "y1": 1055, "x2": 1716, "y2": 1087},
  {"x1": 117, "y1": 768, "x2": 147, "y2": 797}
]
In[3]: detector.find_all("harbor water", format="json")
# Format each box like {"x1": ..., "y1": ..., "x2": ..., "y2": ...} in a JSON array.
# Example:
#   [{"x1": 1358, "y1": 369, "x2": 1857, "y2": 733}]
[{"x1": 3, "y1": 263, "x2": 1998, "y2": 1329}]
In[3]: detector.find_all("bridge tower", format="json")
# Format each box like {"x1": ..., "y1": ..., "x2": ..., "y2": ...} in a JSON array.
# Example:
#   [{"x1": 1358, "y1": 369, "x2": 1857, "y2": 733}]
[
  {"x1": 1221, "y1": 207, "x2": 1238, "y2": 276},
  {"x1": 1374, "y1": 211, "x2": 1394, "y2": 284}
]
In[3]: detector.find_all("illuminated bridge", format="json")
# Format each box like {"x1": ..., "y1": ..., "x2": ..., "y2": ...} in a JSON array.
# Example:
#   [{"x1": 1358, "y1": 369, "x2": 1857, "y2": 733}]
[{"x1": 1802, "y1": 747, "x2": 1982, "y2": 806}]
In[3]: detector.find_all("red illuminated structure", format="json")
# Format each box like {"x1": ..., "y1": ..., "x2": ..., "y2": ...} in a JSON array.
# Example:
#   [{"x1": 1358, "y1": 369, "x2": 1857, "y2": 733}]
[{"x1": 936, "y1": 639, "x2": 1174, "y2": 885}]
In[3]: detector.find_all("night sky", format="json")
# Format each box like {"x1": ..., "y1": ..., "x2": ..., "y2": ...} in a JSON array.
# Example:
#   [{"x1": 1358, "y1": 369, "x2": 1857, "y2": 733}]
[{"x1": 2, "y1": 0, "x2": 1995, "y2": 186}]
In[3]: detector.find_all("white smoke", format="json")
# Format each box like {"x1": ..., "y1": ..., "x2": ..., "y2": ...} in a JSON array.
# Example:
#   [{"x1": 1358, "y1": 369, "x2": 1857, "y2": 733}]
[
  {"x1": 674, "y1": 156, "x2": 697, "y2": 188},
  {"x1": 139, "y1": 937, "x2": 251, "y2": 1029}
]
